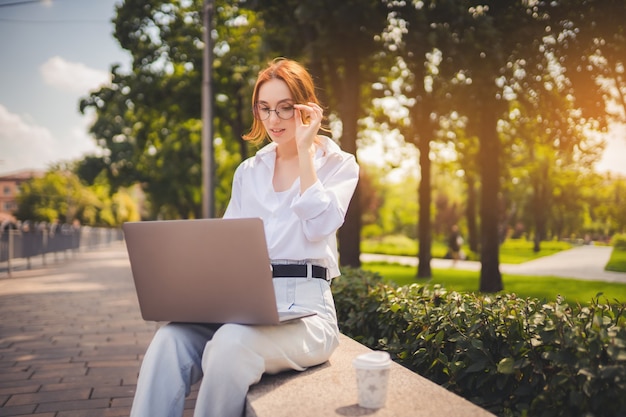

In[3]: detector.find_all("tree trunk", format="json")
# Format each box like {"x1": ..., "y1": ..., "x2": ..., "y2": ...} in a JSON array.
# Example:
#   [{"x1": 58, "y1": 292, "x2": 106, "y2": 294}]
[
  {"x1": 479, "y1": 103, "x2": 503, "y2": 293},
  {"x1": 337, "y1": 55, "x2": 362, "y2": 268},
  {"x1": 532, "y1": 163, "x2": 549, "y2": 252},
  {"x1": 532, "y1": 181, "x2": 544, "y2": 253},
  {"x1": 417, "y1": 134, "x2": 432, "y2": 278},
  {"x1": 465, "y1": 173, "x2": 479, "y2": 254},
  {"x1": 235, "y1": 90, "x2": 247, "y2": 161}
]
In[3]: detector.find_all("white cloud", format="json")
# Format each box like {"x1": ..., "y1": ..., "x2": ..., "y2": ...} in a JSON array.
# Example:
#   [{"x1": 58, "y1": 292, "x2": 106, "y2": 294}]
[
  {"x1": 0, "y1": 104, "x2": 57, "y2": 173},
  {"x1": 69, "y1": 114, "x2": 101, "y2": 157},
  {"x1": 0, "y1": 105, "x2": 100, "y2": 175},
  {"x1": 0, "y1": 57, "x2": 109, "y2": 174},
  {"x1": 40, "y1": 56, "x2": 111, "y2": 95}
]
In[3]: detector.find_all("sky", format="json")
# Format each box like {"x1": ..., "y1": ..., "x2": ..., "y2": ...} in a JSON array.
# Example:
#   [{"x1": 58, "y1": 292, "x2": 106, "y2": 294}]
[
  {"x1": 0, "y1": 0, "x2": 624, "y2": 178},
  {"x1": 0, "y1": 0, "x2": 129, "y2": 175}
]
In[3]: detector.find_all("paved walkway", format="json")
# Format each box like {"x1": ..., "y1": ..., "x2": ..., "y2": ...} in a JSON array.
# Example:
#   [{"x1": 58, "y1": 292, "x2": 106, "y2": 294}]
[
  {"x1": 0, "y1": 242, "x2": 198, "y2": 417},
  {"x1": 1, "y1": 243, "x2": 625, "y2": 416}
]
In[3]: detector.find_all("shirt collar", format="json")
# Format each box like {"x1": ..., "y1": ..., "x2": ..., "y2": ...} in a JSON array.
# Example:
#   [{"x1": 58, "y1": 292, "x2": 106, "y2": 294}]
[{"x1": 254, "y1": 136, "x2": 337, "y2": 169}]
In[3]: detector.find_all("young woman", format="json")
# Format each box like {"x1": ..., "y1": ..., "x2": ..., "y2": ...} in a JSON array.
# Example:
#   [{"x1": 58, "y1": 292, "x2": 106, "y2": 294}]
[{"x1": 130, "y1": 58, "x2": 359, "y2": 417}]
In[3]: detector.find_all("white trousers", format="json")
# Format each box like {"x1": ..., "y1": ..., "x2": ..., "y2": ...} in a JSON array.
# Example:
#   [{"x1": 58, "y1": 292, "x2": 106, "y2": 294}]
[{"x1": 129, "y1": 277, "x2": 340, "y2": 417}]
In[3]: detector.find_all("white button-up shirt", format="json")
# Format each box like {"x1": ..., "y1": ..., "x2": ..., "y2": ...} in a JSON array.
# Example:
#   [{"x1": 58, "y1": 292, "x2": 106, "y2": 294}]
[{"x1": 223, "y1": 136, "x2": 359, "y2": 279}]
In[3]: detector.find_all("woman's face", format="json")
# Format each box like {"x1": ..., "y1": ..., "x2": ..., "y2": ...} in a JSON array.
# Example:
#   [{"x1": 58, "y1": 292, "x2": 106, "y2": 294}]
[{"x1": 256, "y1": 78, "x2": 296, "y2": 145}]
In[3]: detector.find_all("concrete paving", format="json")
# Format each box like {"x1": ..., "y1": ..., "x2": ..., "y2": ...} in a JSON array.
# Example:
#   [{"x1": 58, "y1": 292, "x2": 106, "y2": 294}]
[
  {"x1": 1, "y1": 242, "x2": 624, "y2": 416},
  {"x1": 0, "y1": 242, "x2": 199, "y2": 417}
]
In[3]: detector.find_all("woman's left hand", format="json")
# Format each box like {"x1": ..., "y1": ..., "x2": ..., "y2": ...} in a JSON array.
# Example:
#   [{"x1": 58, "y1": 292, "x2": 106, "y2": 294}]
[{"x1": 294, "y1": 102, "x2": 323, "y2": 154}]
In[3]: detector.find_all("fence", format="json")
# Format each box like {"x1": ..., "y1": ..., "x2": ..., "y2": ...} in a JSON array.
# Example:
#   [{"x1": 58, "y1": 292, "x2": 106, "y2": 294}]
[{"x1": 0, "y1": 225, "x2": 124, "y2": 277}]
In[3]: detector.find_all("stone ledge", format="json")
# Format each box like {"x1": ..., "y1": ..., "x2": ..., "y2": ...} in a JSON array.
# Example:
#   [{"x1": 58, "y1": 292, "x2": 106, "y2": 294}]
[{"x1": 245, "y1": 334, "x2": 495, "y2": 417}]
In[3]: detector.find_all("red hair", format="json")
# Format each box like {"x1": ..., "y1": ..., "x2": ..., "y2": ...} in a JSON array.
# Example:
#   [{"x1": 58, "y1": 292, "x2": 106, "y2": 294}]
[{"x1": 243, "y1": 58, "x2": 325, "y2": 145}]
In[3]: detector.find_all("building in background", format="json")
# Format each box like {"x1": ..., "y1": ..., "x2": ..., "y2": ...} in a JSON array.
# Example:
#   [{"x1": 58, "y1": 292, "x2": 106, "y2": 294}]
[{"x1": 0, "y1": 170, "x2": 43, "y2": 223}]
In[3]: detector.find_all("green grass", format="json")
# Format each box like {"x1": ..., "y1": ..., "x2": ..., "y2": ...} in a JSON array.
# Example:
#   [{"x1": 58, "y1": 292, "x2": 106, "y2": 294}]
[
  {"x1": 606, "y1": 248, "x2": 626, "y2": 272},
  {"x1": 362, "y1": 262, "x2": 626, "y2": 305},
  {"x1": 361, "y1": 236, "x2": 573, "y2": 264},
  {"x1": 498, "y1": 239, "x2": 572, "y2": 264},
  {"x1": 361, "y1": 235, "x2": 419, "y2": 256}
]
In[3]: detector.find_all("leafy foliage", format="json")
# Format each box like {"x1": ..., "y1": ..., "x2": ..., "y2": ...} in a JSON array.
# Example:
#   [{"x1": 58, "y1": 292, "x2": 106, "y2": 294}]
[
  {"x1": 14, "y1": 170, "x2": 139, "y2": 227},
  {"x1": 241, "y1": 0, "x2": 392, "y2": 266},
  {"x1": 79, "y1": 0, "x2": 264, "y2": 219},
  {"x1": 333, "y1": 269, "x2": 626, "y2": 417},
  {"x1": 611, "y1": 234, "x2": 626, "y2": 251}
]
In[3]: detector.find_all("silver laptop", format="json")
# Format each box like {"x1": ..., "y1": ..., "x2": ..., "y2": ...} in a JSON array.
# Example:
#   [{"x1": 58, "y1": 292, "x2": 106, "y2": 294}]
[{"x1": 123, "y1": 218, "x2": 316, "y2": 325}]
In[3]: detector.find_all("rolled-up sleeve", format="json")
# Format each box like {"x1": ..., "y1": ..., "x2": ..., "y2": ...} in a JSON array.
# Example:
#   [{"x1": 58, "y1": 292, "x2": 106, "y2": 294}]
[
  {"x1": 290, "y1": 153, "x2": 359, "y2": 242},
  {"x1": 220, "y1": 139, "x2": 359, "y2": 275}
]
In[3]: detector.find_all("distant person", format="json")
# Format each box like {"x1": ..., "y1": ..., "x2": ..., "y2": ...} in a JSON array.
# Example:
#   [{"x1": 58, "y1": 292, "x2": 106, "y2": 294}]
[
  {"x1": 129, "y1": 58, "x2": 359, "y2": 417},
  {"x1": 448, "y1": 224, "x2": 463, "y2": 265}
]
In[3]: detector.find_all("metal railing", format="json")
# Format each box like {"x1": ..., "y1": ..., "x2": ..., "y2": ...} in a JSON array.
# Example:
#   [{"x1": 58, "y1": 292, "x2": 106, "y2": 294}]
[{"x1": 0, "y1": 225, "x2": 124, "y2": 277}]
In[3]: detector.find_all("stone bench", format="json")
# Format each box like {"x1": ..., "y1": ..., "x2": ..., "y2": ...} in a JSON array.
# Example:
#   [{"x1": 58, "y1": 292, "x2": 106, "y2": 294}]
[{"x1": 245, "y1": 334, "x2": 495, "y2": 417}]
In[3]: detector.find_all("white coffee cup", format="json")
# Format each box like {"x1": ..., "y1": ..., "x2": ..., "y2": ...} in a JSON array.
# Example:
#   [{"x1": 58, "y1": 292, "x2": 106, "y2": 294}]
[{"x1": 352, "y1": 351, "x2": 392, "y2": 408}]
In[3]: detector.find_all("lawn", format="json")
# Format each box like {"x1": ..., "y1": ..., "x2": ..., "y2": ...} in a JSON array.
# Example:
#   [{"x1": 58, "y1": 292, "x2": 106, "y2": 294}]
[
  {"x1": 361, "y1": 262, "x2": 626, "y2": 305},
  {"x1": 498, "y1": 239, "x2": 572, "y2": 264},
  {"x1": 606, "y1": 247, "x2": 626, "y2": 272},
  {"x1": 360, "y1": 235, "x2": 626, "y2": 304},
  {"x1": 362, "y1": 236, "x2": 573, "y2": 264}
]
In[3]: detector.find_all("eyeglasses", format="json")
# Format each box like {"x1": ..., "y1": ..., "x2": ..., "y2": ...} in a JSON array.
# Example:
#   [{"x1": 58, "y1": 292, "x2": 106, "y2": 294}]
[{"x1": 253, "y1": 103, "x2": 295, "y2": 121}]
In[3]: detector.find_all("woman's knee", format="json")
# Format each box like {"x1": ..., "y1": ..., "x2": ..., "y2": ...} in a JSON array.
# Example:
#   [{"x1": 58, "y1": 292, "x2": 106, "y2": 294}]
[
  {"x1": 202, "y1": 325, "x2": 265, "y2": 376},
  {"x1": 204, "y1": 324, "x2": 254, "y2": 356},
  {"x1": 151, "y1": 323, "x2": 189, "y2": 349},
  {"x1": 148, "y1": 323, "x2": 212, "y2": 360}
]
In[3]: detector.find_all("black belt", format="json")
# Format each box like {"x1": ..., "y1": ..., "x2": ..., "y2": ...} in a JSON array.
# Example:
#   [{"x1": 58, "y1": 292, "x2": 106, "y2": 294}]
[{"x1": 271, "y1": 264, "x2": 328, "y2": 280}]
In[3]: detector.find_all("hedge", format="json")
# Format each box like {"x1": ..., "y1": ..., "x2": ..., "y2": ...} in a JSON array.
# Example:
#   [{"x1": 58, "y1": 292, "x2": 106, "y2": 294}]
[
  {"x1": 332, "y1": 267, "x2": 626, "y2": 417},
  {"x1": 611, "y1": 234, "x2": 626, "y2": 251}
]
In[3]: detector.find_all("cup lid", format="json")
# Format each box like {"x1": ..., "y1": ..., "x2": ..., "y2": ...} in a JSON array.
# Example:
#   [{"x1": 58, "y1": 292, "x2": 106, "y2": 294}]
[{"x1": 352, "y1": 351, "x2": 391, "y2": 369}]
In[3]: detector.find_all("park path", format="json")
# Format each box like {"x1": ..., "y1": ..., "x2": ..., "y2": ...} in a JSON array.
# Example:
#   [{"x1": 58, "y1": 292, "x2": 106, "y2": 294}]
[{"x1": 0, "y1": 242, "x2": 198, "y2": 416}]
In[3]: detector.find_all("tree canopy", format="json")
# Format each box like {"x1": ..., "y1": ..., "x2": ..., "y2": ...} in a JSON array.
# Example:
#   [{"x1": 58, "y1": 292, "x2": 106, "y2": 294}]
[{"x1": 68, "y1": 0, "x2": 626, "y2": 290}]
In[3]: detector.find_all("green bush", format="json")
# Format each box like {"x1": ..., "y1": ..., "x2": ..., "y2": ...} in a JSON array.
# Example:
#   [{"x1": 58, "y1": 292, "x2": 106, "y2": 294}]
[
  {"x1": 331, "y1": 267, "x2": 387, "y2": 347},
  {"x1": 333, "y1": 269, "x2": 626, "y2": 417},
  {"x1": 611, "y1": 233, "x2": 626, "y2": 251}
]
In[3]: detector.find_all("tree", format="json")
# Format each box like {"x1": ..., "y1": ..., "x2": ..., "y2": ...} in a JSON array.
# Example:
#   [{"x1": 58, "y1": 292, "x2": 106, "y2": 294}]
[
  {"x1": 80, "y1": 0, "x2": 265, "y2": 219},
  {"x1": 502, "y1": 88, "x2": 604, "y2": 251},
  {"x1": 245, "y1": 0, "x2": 389, "y2": 267},
  {"x1": 380, "y1": 1, "x2": 544, "y2": 289},
  {"x1": 436, "y1": 0, "x2": 613, "y2": 291},
  {"x1": 608, "y1": 177, "x2": 626, "y2": 234},
  {"x1": 378, "y1": 2, "x2": 443, "y2": 278},
  {"x1": 80, "y1": 0, "x2": 204, "y2": 218},
  {"x1": 212, "y1": 3, "x2": 265, "y2": 162},
  {"x1": 549, "y1": 0, "x2": 626, "y2": 123},
  {"x1": 14, "y1": 169, "x2": 139, "y2": 227},
  {"x1": 16, "y1": 171, "x2": 85, "y2": 224},
  {"x1": 358, "y1": 164, "x2": 387, "y2": 237},
  {"x1": 440, "y1": 114, "x2": 481, "y2": 253},
  {"x1": 437, "y1": 2, "x2": 541, "y2": 292},
  {"x1": 365, "y1": 2, "x2": 502, "y2": 288}
]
